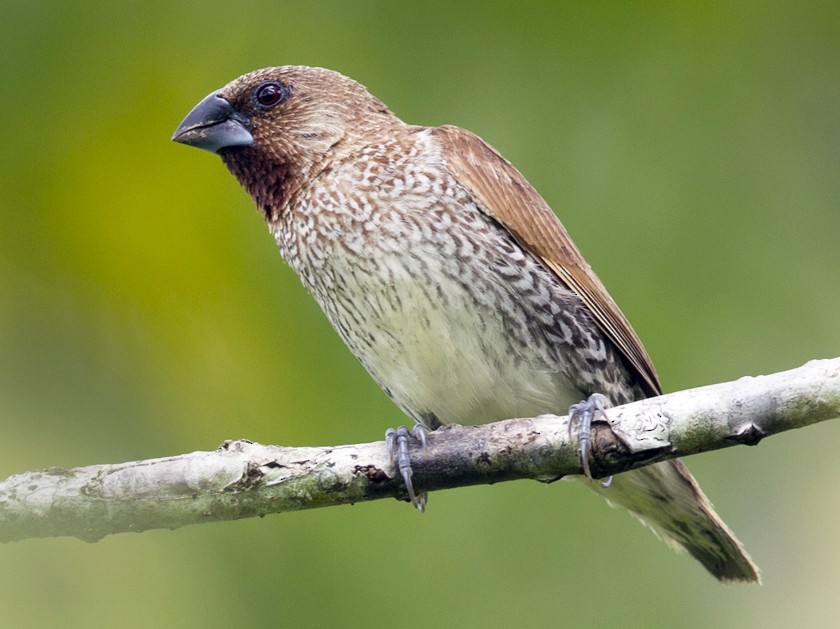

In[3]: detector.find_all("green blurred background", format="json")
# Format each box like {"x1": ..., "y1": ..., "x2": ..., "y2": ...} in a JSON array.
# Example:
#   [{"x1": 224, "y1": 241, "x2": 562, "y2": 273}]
[{"x1": 1, "y1": 1, "x2": 839, "y2": 627}]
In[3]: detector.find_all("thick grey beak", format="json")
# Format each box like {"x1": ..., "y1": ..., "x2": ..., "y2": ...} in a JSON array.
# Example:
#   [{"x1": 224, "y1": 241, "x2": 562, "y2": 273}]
[{"x1": 172, "y1": 91, "x2": 254, "y2": 154}]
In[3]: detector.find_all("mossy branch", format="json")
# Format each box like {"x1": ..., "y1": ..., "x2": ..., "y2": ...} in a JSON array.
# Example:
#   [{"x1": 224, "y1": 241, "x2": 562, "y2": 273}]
[{"x1": 1, "y1": 358, "x2": 838, "y2": 543}]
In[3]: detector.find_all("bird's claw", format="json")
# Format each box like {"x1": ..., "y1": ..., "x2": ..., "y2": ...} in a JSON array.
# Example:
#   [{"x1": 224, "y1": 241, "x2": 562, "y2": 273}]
[
  {"x1": 385, "y1": 424, "x2": 428, "y2": 511},
  {"x1": 568, "y1": 393, "x2": 613, "y2": 487}
]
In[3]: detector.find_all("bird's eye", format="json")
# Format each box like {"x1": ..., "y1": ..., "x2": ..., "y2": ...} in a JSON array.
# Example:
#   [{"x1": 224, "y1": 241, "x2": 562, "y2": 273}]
[{"x1": 254, "y1": 82, "x2": 289, "y2": 109}]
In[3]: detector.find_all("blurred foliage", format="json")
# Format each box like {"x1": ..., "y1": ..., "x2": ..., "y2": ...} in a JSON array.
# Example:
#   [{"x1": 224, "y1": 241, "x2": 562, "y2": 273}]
[{"x1": 1, "y1": 1, "x2": 839, "y2": 627}]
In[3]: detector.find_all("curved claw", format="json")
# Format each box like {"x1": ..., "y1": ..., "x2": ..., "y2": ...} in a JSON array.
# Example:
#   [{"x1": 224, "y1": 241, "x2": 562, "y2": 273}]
[
  {"x1": 568, "y1": 393, "x2": 611, "y2": 482},
  {"x1": 385, "y1": 424, "x2": 428, "y2": 511},
  {"x1": 411, "y1": 423, "x2": 428, "y2": 450}
]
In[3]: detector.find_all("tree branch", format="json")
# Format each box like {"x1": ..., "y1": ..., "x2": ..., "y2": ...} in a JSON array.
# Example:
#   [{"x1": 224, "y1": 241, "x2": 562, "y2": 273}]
[{"x1": 2, "y1": 358, "x2": 839, "y2": 543}]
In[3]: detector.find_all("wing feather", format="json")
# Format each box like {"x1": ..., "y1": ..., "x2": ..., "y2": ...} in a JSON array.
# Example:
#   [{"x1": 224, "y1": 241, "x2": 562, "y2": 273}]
[{"x1": 432, "y1": 125, "x2": 660, "y2": 397}]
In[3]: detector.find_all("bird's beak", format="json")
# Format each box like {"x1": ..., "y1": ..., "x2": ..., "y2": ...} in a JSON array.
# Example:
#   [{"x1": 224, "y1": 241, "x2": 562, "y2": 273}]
[{"x1": 172, "y1": 91, "x2": 254, "y2": 154}]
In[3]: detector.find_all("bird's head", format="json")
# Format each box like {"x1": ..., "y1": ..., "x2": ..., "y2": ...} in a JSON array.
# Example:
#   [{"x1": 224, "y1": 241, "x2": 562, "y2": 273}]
[{"x1": 172, "y1": 66, "x2": 396, "y2": 218}]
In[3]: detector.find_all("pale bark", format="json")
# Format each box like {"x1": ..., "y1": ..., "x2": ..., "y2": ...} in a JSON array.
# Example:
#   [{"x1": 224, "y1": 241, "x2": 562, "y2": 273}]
[{"x1": 1, "y1": 358, "x2": 838, "y2": 543}]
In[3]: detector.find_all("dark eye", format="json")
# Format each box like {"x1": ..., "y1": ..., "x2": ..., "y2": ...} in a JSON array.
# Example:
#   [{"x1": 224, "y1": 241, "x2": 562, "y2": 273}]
[{"x1": 254, "y1": 81, "x2": 289, "y2": 109}]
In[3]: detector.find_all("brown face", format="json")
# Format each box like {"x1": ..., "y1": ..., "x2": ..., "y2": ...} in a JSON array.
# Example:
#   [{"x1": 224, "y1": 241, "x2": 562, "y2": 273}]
[
  {"x1": 173, "y1": 66, "x2": 397, "y2": 218},
  {"x1": 220, "y1": 69, "x2": 333, "y2": 166},
  {"x1": 176, "y1": 66, "x2": 394, "y2": 160}
]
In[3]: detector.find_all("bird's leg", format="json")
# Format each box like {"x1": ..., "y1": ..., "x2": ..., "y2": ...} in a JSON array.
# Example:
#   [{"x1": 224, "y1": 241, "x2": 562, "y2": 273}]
[
  {"x1": 385, "y1": 424, "x2": 428, "y2": 511},
  {"x1": 568, "y1": 393, "x2": 613, "y2": 487}
]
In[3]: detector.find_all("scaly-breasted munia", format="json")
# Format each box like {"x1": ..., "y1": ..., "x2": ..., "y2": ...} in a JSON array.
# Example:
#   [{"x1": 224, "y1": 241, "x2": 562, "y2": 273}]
[{"x1": 173, "y1": 66, "x2": 759, "y2": 583}]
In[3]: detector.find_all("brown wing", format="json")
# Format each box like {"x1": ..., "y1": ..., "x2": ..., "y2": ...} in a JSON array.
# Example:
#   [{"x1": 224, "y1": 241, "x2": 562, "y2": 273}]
[{"x1": 432, "y1": 124, "x2": 661, "y2": 397}]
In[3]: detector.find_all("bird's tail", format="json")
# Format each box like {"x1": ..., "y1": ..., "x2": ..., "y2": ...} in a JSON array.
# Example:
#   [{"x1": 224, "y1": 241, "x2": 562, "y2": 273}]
[{"x1": 588, "y1": 459, "x2": 760, "y2": 583}]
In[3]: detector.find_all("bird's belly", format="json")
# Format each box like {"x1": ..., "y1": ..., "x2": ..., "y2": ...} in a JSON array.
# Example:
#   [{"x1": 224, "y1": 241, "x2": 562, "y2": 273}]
[
  {"x1": 367, "y1": 285, "x2": 584, "y2": 426},
  {"x1": 279, "y1": 183, "x2": 618, "y2": 428},
  {"x1": 313, "y1": 241, "x2": 587, "y2": 427}
]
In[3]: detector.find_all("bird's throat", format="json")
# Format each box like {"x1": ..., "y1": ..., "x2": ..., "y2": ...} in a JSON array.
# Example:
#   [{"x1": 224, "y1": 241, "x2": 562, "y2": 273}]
[{"x1": 221, "y1": 149, "x2": 296, "y2": 221}]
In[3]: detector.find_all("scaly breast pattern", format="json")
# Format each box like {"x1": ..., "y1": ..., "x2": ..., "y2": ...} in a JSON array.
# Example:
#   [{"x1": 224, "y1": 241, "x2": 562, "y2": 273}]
[{"x1": 272, "y1": 131, "x2": 633, "y2": 427}]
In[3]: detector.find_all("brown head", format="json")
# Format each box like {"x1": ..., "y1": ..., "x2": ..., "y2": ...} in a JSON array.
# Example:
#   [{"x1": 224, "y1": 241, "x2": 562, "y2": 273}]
[{"x1": 172, "y1": 66, "x2": 398, "y2": 218}]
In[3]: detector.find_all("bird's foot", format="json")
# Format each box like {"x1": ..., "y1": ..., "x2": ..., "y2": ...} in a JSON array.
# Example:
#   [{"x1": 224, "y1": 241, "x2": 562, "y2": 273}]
[
  {"x1": 385, "y1": 424, "x2": 428, "y2": 511},
  {"x1": 568, "y1": 393, "x2": 613, "y2": 488}
]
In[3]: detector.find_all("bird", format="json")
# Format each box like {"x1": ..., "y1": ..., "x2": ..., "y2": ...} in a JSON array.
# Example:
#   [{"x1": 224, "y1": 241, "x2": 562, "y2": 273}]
[{"x1": 172, "y1": 66, "x2": 760, "y2": 583}]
